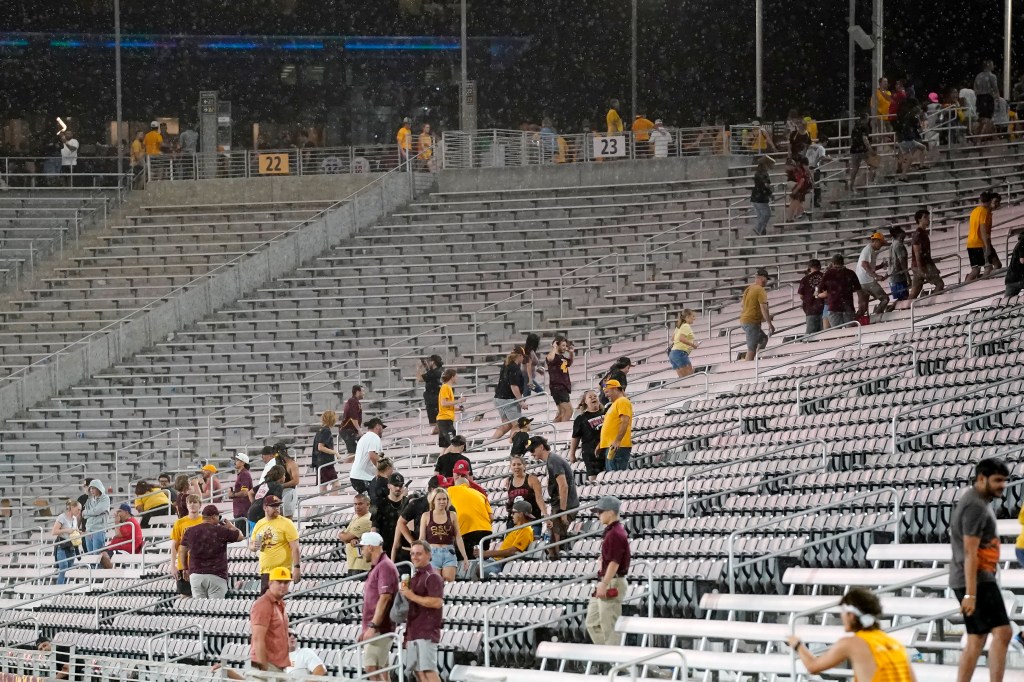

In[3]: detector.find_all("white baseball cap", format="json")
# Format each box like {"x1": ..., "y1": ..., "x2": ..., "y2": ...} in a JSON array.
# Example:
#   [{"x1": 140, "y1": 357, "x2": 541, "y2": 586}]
[
  {"x1": 234, "y1": 452, "x2": 250, "y2": 464},
  {"x1": 150, "y1": 121, "x2": 159, "y2": 128},
  {"x1": 358, "y1": 532, "x2": 384, "y2": 547}
]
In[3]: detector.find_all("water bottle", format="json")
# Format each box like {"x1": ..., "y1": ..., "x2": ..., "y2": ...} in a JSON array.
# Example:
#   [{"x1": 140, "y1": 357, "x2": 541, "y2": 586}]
[{"x1": 541, "y1": 530, "x2": 551, "y2": 545}]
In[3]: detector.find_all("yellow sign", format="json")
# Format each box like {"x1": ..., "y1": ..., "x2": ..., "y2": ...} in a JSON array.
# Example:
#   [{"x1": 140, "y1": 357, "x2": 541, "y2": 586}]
[{"x1": 258, "y1": 153, "x2": 290, "y2": 175}]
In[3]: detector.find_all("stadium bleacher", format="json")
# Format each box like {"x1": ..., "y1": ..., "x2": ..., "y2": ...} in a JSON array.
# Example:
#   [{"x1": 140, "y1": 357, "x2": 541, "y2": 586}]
[{"x1": 0, "y1": 122, "x2": 1022, "y2": 681}]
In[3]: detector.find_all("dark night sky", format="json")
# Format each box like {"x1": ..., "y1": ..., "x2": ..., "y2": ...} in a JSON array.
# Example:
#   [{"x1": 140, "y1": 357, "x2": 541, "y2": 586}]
[{"x1": 1, "y1": 0, "x2": 1019, "y2": 130}]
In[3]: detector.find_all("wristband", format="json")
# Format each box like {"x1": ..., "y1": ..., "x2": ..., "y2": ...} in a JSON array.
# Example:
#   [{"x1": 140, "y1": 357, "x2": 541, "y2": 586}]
[{"x1": 964, "y1": 594, "x2": 975, "y2": 599}]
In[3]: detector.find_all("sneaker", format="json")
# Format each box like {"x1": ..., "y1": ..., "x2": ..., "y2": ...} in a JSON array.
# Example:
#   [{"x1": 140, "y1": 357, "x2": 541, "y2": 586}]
[{"x1": 1010, "y1": 632, "x2": 1024, "y2": 654}]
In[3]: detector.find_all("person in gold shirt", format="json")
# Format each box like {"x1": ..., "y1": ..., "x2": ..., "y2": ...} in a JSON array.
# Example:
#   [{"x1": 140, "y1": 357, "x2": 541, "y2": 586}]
[
  {"x1": 170, "y1": 494, "x2": 203, "y2": 596},
  {"x1": 631, "y1": 114, "x2": 654, "y2": 157},
  {"x1": 397, "y1": 118, "x2": 413, "y2": 163},
  {"x1": 598, "y1": 380, "x2": 633, "y2": 471},
  {"x1": 134, "y1": 479, "x2": 170, "y2": 528},
  {"x1": 417, "y1": 123, "x2": 435, "y2": 172},
  {"x1": 143, "y1": 121, "x2": 163, "y2": 156},
  {"x1": 606, "y1": 100, "x2": 623, "y2": 134},
  {"x1": 788, "y1": 588, "x2": 916, "y2": 682},
  {"x1": 873, "y1": 77, "x2": 892, "y2": 134},
  {"x1": 965, "y1": 191, "x2": 997, "y2": 282}
]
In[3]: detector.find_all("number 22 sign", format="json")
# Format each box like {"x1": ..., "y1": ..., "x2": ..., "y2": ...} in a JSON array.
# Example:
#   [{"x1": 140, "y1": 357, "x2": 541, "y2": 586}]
[
  {"x1": 258, "y1": 153, "x2": 290, "y2": 175},
  {"x1": 592, "y1": 135, "x2": 626, "y2": 158}
]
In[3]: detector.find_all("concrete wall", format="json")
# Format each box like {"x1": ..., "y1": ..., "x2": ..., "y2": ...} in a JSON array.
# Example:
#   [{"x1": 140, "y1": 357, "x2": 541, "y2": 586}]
[
  {"x1": 138, "y1": 173, "x2": 384, "y2": 206},
  {"x1": 0, "y1": 171, "x2": 410, "y2": 422},
  {"x1": 437, "y1": 156, "x2": 739, "y2": 193}
]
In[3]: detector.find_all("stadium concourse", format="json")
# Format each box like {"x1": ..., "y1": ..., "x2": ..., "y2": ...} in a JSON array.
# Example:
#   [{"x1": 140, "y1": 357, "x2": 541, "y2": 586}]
[{"x1": 0, "y1": 123, "x2": 1023, "y2": 682}]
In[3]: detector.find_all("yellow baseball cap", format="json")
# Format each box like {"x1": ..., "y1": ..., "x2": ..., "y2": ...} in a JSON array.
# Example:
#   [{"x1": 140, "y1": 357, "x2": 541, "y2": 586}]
[
  {"x1": 202, "y1": 464, "x2": 218, "y2": 473},
  {"x1": 604, "y1": 379, "x2": 623, "y2": 389},
  {"x1": 870, "y1": 231, "x2": 888, "y2": 244},
  {"x1": 268, "y1": 566, "x2": 292, "y2": 582}
]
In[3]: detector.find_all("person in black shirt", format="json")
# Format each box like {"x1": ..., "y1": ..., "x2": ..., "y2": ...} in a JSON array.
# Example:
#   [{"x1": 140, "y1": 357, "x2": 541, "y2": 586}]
[
  {"x1": 246, "y1": 465, "x2": 284, "y2": 530},
  {"x1": 509, "y1": 417, "x2": 533, "y2": 456},
  {"x1": 368, "y1": 458, "x2": 394, "y2": 510},
  {"x1": 435, "y1": 435, "x2": 470, "y2": 480},
  {"x1": 373, "y1": 472, "x2": 407, "y2": 563},
  {"x1": 417, "y1": 355, "x2": 444, "y2": 435},
  {"x1": 492, "y1": 348, "x2": 525, "y2": 439},
  {"x1": 311, "y1": 410, "x2": 339, "y2": 493},
  {"x1": 37, "y1": 636, "x2": 72, "y2": 680},
  {"x1": 569, "y1": 390, "x2": 605, "y2": 481},
  {"x1": 847, "y1": 111, "x2": 873, "y2": 191},
  {"x1": 599, "y1": 357, "x2": 632, "y2": 407},
  {"x1": 392, "y1": 475, "x2": 442, "y2": 563},
  {"x1": 1006, "y1": 231, "x2": 1024, "y2": 298}
]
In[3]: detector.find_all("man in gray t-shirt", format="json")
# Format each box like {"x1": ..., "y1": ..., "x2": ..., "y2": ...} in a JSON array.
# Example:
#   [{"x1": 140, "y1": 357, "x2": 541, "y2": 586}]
[
  {"x1": 527, "y1": 436, "x2": 579, "y2": 560},
  {"x1": 948, "y1": 458, "x2": 1011, "y2": 682}
]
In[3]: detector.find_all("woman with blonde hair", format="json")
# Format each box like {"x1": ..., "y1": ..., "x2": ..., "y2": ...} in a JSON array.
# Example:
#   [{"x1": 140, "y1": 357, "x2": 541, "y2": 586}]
[
  {"x1": 669, "y1": 309, "x2": 699, "y2": 378},
  {"x1": 52, "y1": 499, "x2": 82, "y2": 584},
  {"x1": 419, "y1": 488, "x2": 468, "y2": 581},
  {"x1": 312, "y1": 410, "x2": 339, "y2": 492},
  {"x1": 492, "y1": 347, "x2": 525, "y2": 440},
  {"x1": 133, "y1": 480, "x2": 170, "y2": 529}
]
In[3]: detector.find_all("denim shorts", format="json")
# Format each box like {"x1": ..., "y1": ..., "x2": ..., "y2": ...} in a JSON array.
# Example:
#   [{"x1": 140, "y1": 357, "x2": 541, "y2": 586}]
[
  {"x1": 430, "y1": 545, "x2": 458, "y2": 570},
  {"x1": 741, "y1": 323, "x2": 768, "y2": 353},
  {"x1": 668, "y1": 349, "x2": 691, "y2": 370}
]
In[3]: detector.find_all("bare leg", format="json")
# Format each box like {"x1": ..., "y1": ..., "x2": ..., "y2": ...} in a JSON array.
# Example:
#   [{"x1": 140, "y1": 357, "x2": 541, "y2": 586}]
[
  {"x1": 441, "y1": 566, "x2": 457, "y2": 582},
  {"x1": 987, "y1": 625, "x2": 1011, "y2": 682},
  {"x1": 99, "y1": 552, "x2": 113, "y2": 570},
  {"x1": 957, "y1": 634, "x2": 984, "y2": 682}
]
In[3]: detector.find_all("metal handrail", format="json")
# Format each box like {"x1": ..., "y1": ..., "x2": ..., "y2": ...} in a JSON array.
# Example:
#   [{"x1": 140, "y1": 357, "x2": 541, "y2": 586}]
[
  {"x1": 726, "y1": 487, "x2": 901, "y2": 592},
  {"x1": 894, "y1": 394, "x2": 1024, "y2": 455},
  {"x1": 558, "y1": 252, "x2": 623, "y2": 318},
  {"x1": 755, "y1": 320, "x2": 862, "y2": 380},
  {"x1": 474, "y1": 503, "x2": 601, "y2": 579},
  {"x1": 966, "y1": 305, "x2": 1024, "y2": 354},
  {"x1": 795, "y1": 342, "x2": 918, "y2": 412},
  {"x1": 114, "y1": 426, "x2": 183, "y2": 496},
  {"x1": 785, "y1": 567, "x2": 949, "y2": 681},
  {"x1": 681, "y1": 440, "x2": 829, "y2": 518},
  {"x1": 90, "y1": 574, "x2": 172, "y2": 623},
  {"x1": 890, "y1": 373, "x2": 1024, "y2": 453},
  {"x1": 205, "y1": 392, "x2": 273, "y2": 458},
  {"x1": 642, "y1": 218, "x2": 702, "y2": 279},
  {"x1": 145, "y1": 623, "x2": 204, "y2": 663},
  {"x1": 1, "y1": 155, "x2": 417, "y2": 388},
  {"x1": 0, "y1": 614, "x2": 39, "y2": 647},
  {"x1": 285, "y1": 560, "x2": 414, "y2": 621},
  {"x1": 298, "y1": 358, "x2": 362, "y2": 420},
  {"x1": 340, "y1": 631, "x2": 404, "y2": 681},
  {"x1": 607, "y1": 647, "x2": 689, "y2": 682},
  {"x1": 481, "y1": 565, "x2": 656, "y2": 667}
]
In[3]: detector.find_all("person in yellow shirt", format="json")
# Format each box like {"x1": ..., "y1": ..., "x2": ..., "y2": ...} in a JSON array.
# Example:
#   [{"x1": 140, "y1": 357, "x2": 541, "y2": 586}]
[
  {"x1": 598, "y1": 380, "x2": 633, "y2": 471},
  {"x1": 418, "y1": 123, "x2": 435, "y2": 171},
  {"x1": 249, "y1": 495, "x2": 300, "y2": 594},
  {"x1": 803, "y1": 115, "x2": 819, "y2": 142},
  {"x1": 745, "y1": 121, "x2": 776, "y2": 153},
  {"x1": 397, "y1": 117, "x2": 412, "y2": 163},
  {"x1": 134, "y1": 479, "x2": 170, "y2": 528},
  {"x1": 554, "y1": 135, "x2": 569, "y2": 163},
  {"x1": 965, "y1": 191, "x2": 996, "y2": 282},
  {"x1": 143, "y1": 121, "x2": 163, "y2": 156},
  {"x1": 606, "y1": 100, "x2": 623, "y2": 134},
  {"x1": 788, "y1": 588, "x2": 914, "y2": 682},
  {"x1": 873, "y1": 78, "x2": 892, "y2": 133},
  {"x1": 739, "y1": 268, "x2": 775, "y2": 361},
  {"x1": 436, "y1": 368, "x2": 462, "y2": 456},
  {"x1": 631, "y1": 114, "x2": 654, "y2": 157},
  {"x1": 476, "y1": 499, "x2": 535, "y2": 577},
  {"x1": 130, "y1": 131, "x2": 145, "y2": 169},
  {"x1": 170, "y1": 494, "x2": 203, "y2": 596},
  {"x1": 669, "y1": 309, "x2": 700, "y2": 378},
  {"x1": 445, "y1": 476, "x2": 492, "y2": 568}
]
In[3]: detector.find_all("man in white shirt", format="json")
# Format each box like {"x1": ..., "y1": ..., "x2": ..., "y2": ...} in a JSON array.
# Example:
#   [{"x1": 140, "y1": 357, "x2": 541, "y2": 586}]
[
  {"x1": 218, "y1": 630, "x2": 327, "y2": 678},
  {"x1": 58, "y1": 131, "x2": 79, "y2": 187},
  {"x1": 649, "y1": 120, "x2": 672, "y2": 158},
  {"x1": 803, "y1": 136, "x2": 832, "y2": 210},
  {"x1": 854, "y1": 232, "x2": 890, "y2": 318},
  {"x1": 351, "y1": 418, "x2": 386, "y2": 494},
  {"x1": 959, "y1": 85, "x2": 978, "y2": 133},
  {"x1": 257, "y1": 446, "x2": 278, "y2": 484}
]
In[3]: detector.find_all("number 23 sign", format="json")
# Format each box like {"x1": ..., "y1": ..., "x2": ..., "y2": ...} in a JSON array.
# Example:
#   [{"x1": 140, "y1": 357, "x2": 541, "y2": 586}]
[{"x1": 592, "y1": 135, "x2": 626, "y2": 158}]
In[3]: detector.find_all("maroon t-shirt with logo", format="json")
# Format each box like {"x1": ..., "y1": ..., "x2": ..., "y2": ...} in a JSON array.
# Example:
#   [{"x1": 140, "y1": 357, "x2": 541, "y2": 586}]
[
  {"x1": 406, "y1": 565, "x2": 445, "y2": 643},
  {"x1": 819, "y1": 266, "x2": 862, "y2": 313},
  {"x1": 181, "y1": 522, "x2": 239, "y2": 580}
]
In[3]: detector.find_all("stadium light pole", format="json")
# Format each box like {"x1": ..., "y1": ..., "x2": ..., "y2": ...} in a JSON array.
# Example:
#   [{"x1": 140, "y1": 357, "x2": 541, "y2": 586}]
[
  {"x1": 848, "y1": 0, "x2": 855, "y2": 117},
  {"x1": 114, "y1": 0, "x2": 123, "y2": 177},
  {"x1": 460, "y1": 0, "x2": 467, "y2": 130},
  {"x1": 755, "y1": 0, "x2": 763, "y2": 118},
  {"x1": 1005, "y1": 0, "x2": 1013, "y2": 99},
  {"x1": 631, "y1": 0, "x2": 638, "y2": 120}
]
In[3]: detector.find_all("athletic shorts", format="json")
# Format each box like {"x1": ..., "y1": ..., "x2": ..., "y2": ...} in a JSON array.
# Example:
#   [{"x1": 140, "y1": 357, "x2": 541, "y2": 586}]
[
  {"x1": 437, "y1": 419, "x2": 456, "y2": 449},
  {"x1": 363, "y1": 637, "x2": 392, "y2": 668},
  {"x1": 977, "y1": 93, "x2": 995, "y2": 119},
  {"x1": 551, "y1": 388, "x2": 571, "y2": 406},
  {"x1": 890, "y1": 281, "x2": 909, "y2": 301},
  {"x1": 968, "y1": 247, "x2": 987, "y2": 268},
  {"x1": 317, "y1": 464, "x2": 338, "y2": 485},
  {"x1": 953, "y1": 582, "x2": 1010, "y2": 635},
  {"x1": 494, "y1": 397, "x2": 522, "y2": 425},
  {"x1": 741, "y1": 323, "x2": 768, "y2": 353},
  {"x1": 341, "y1": 431, "x2": 358, "y2": 455}
]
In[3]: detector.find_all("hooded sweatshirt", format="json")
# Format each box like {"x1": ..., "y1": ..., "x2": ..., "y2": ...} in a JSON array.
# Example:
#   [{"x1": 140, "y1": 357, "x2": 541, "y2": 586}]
[{"x1": 82, "y1": 479, "x2": 110, "y2": 532}]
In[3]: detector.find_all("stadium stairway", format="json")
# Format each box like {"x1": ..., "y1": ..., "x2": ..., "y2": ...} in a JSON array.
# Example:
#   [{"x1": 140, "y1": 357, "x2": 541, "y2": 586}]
[{"x1": 0, "y1": 139, "x2": 1023, "y2": 681}]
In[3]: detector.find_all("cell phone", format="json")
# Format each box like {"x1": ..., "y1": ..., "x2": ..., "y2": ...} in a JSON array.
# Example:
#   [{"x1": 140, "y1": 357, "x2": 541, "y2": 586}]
[{"x1": 592, "y1": 587, "x2": 619, "y2": 598}]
